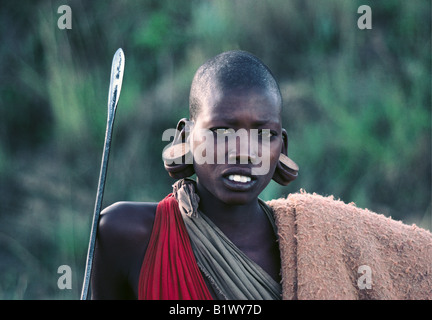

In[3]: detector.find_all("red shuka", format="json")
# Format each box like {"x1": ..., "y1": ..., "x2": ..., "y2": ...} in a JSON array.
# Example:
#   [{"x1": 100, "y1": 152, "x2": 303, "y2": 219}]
[{"x1": 138, "y1": 195, "x2": 213, "y2": 300}]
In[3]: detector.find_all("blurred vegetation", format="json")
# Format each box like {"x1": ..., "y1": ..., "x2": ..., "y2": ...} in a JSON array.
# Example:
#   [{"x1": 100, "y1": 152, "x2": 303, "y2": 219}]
[{"x1": 0, "y1": 0, "x2": 430, "y2": 299}]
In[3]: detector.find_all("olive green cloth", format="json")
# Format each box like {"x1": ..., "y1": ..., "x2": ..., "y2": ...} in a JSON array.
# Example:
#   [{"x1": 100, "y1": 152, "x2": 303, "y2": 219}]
[{"x1": 173, "y1": 179, "x2": 282, "y2": 300}]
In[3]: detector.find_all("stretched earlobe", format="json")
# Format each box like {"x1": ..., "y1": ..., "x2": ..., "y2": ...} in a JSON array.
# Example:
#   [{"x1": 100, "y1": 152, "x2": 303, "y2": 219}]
[
  {"x1": 163, "y1": 118, "x2": 195, "y2": 179},
  {"x1": 274, "y1": 153, "x2": 299, "y2": 185},
  {"x1": 272, "y1": 129, "x2": 299, "y2": 186}
]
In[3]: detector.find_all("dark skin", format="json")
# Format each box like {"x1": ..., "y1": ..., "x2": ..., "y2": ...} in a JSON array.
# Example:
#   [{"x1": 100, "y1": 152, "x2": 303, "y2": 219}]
[{"x1": 91, "y1": 85, "x2": 285, "y2": 299}]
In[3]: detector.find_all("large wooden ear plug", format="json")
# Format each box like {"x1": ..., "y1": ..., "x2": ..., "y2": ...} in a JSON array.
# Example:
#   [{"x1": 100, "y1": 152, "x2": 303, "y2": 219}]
[
  {"x1": 163, "y1": 142, "x2": 195, "y2": 179},
  {"x1": 163, "y1": 119, "x2": 195, "y2": 179},
  {"x1": 279, "y1": 154, "x2": 299, "y2": 173},
  {"x1": 272, "y1": 154, "x2": 299, "y2": 186},
  {"x1": 162, "y1": 142, "x2": 190, "y2": 163}
]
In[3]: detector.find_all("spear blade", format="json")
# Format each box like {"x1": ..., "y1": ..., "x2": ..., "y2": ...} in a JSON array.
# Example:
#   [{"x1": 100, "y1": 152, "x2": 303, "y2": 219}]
[{"x1": 107, "y1": 48, "x2": 125, "y2": 115}]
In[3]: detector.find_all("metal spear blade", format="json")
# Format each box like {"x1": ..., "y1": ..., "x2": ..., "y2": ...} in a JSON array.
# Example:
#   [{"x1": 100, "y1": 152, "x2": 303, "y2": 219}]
[{"x1": 107, "y1": 48, "x2": 125, "y2": 115}]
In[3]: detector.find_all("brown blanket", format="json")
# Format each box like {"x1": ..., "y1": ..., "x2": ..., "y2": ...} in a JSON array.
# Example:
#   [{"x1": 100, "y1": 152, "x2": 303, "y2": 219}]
[{"x1": 267, "y1": 191, "x2": 432, "y2": 300}]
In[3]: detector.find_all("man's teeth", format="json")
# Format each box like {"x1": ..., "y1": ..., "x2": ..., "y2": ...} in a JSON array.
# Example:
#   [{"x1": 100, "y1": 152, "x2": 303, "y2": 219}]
[{"x1": 227, "y1": 175, "x2": 251, "y2": 183}]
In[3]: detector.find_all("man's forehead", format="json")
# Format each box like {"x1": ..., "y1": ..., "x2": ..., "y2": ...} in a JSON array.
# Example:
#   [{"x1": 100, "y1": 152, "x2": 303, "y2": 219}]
[
  {"x1": 204, "y1": 116, "x2": 279, "y2": 128},
  {"x1": 204, "y1": 86, "x2": 279, "y2": 111},
  {"x1": 196, "y1": 87, "x2": 281, "y2": 126}
]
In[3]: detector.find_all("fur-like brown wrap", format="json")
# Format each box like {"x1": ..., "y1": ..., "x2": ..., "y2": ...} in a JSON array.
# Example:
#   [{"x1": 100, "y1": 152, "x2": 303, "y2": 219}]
[{"x1": 267, "y1": 191, "x2": 432, "y2": 300}]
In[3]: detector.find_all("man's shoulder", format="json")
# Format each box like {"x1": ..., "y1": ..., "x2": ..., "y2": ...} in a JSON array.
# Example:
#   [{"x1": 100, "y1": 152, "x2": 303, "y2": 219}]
[
  {"x1": 98, "y1": 201, "x2": 158, "y2": 245},
  {"x1": 101, "y1": 201, "x2": 158, "y2": 219},
  {"x1": 91, "y1": 201, "x2": 159, "y2": 299}
]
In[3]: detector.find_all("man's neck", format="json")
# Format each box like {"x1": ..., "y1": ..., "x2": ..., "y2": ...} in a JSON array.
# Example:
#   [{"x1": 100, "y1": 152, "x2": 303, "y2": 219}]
[
  {"x1": 195, "y1": 181, "x2": 265, "y2": 241},
  {"x1": 194, "y1": 180, "x2": 281, "y2": 282}
]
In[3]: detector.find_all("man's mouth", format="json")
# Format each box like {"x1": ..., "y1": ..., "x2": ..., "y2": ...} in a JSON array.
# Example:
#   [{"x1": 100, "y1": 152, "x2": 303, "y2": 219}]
[
  {"x1": 227, "y1": 174, "x2": 252, "y2": 183},
  {"x1": 221, "y1": 169, "x2": 257, "y2": 191}
]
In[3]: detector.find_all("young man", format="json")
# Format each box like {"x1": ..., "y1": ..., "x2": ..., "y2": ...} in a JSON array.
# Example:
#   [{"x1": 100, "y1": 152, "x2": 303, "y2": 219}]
[{"x1": 91, "y1": 51, "x2": 432, "y2": 300}]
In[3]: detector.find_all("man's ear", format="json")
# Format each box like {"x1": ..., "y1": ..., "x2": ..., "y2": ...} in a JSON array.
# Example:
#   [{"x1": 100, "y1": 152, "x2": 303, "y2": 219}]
[
  {"x1": 163, "y1": 118, "x2": 195, "y2": 179},
  {"x1": 272, "y1": 129, "x2": 299, "y2": 186},
  {"x1": 175, "y1": 118, "x2": 191, "y2": 137},
  {"x1": 280, "y1": 129, "x2": 288, "y2": 155}
]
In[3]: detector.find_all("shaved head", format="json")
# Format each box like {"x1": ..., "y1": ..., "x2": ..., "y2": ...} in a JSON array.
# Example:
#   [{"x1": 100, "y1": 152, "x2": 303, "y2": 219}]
[{"x1": 189, "y1": 50, "x2": 282, "y2": 121}]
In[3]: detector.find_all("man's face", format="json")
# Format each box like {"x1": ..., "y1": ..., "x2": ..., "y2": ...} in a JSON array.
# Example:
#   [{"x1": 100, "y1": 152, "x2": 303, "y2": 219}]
[{"x1": 190, "y1": 86, "x2": 283, "y2": 205}]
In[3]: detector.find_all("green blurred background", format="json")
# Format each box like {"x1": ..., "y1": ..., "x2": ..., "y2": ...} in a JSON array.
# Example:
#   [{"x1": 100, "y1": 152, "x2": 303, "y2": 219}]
[{"x1": 0, "y1": 0, "x2": 430, "y2": 299}]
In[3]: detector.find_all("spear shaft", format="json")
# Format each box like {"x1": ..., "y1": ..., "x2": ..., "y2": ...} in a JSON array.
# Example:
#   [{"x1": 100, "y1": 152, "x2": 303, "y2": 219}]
[{"x1": 80, "y1": 48, "x2": 125, "y2": 300}]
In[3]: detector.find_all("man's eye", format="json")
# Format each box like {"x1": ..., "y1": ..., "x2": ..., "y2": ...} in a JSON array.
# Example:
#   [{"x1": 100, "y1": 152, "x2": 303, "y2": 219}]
[
  {"x1": 258, "y1": 130, "x2": 277, "y2": 138},
  {"x1": 213, "y1": 128, "x2": 234, "y2": 135}
]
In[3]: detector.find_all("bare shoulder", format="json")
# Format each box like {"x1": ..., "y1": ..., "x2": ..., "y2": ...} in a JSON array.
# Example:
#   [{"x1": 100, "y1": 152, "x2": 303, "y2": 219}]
[
  {"x1": 98, "y1": 201, "x2": 157, "y2": 242},
  {"x1": 91, "y1": 201, "x2": 158, "y2": 299},
  {"x1": 97, "y1": 201, "x2": 158, "y2": 267}
]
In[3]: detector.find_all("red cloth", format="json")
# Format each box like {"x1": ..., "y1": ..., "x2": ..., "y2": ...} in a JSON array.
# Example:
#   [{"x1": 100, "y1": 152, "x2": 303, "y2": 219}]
[{"x1": 138, "y1": 194, "x2": 213, "y2": 300}]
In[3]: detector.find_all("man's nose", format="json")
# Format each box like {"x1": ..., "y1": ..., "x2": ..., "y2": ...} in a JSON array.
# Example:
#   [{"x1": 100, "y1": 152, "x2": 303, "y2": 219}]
[{"x1": 227, "y1": 137, "x2": 258, "y2": 164}]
